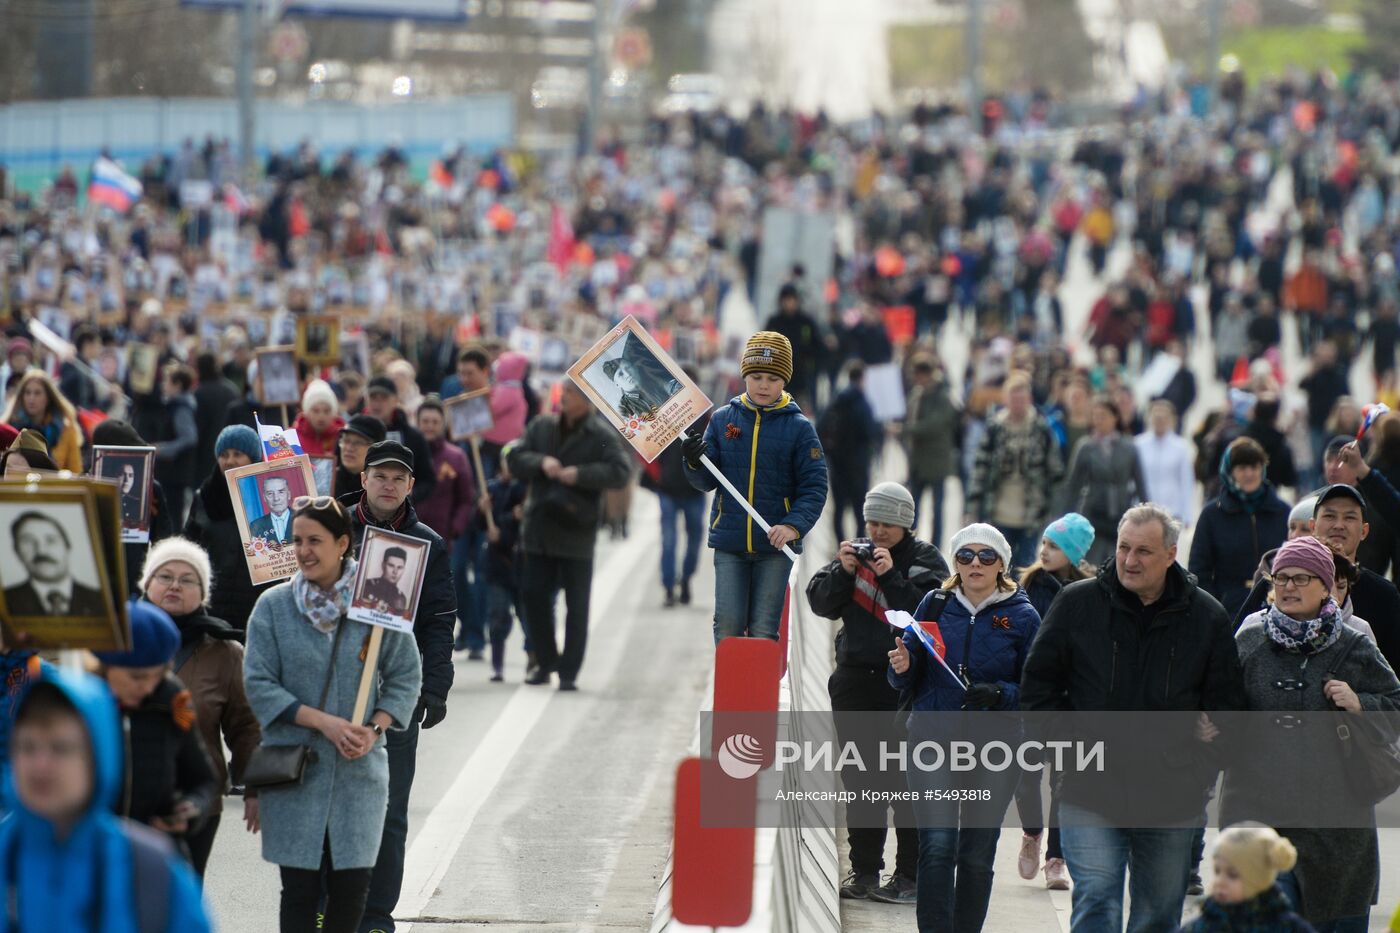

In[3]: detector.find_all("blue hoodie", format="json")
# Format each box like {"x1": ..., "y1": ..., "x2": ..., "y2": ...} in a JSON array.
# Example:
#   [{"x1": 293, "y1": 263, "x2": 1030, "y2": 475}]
[
  {"x1": 0, "y1": 669, "x2": 210, "y2": 933},
  {"x1": 683, "y1": 392, "x2": 828, "y2": 555},
  {"x1": 0, "y1": 653, "x2": 47, "y2": 810},
  {"x1": 888, "y1": 585, "x2": 1041, "y2": 714}
]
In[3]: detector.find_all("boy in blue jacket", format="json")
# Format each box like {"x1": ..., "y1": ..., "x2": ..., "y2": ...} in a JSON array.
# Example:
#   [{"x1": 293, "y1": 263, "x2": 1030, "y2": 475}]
[
  {"x1": 682, "y1": 331, "x2": 828, "y2": 642},
  {"x1": 0, "y1": 668, "x2": 210, "y2": 932}
]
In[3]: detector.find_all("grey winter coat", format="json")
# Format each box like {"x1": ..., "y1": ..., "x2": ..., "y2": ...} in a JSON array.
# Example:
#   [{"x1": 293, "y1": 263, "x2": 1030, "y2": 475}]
[
  {"x1": 243, "y1": 584, "x2": 423, "y2": 870},
  {"x1": 1221, "y1": 613, "x2": 1400, "y2": 924},
  {"x1": 1063, "y1": 434, "x2": 1145, "y2": 537}
]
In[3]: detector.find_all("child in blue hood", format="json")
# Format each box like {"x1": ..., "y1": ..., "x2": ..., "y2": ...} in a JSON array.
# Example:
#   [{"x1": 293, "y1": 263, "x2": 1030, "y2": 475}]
[
  {"x1": 0, "y1": 668, "x2": 210, "y2": 932},
  {"x1": 683, "y1": 331, "x2": 828, "y2": 642}
]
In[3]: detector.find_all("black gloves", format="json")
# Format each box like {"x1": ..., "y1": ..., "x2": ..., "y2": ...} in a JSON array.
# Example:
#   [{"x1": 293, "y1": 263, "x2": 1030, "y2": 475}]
[
  {"x1": 962, "y1": 682, "x2": 1004, "y2": 710},
  {"x1": 414, "y1": 696, "x2": 448, "y2": 730},
  {"x1": 681, "y1": 428, "x2": 707, "y2": 471}
]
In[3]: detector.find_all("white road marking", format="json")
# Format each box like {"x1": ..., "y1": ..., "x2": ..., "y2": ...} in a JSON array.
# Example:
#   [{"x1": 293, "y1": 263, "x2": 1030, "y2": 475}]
[{"x1": 395, "y1": 518, "x2": 656, "y2": 932}]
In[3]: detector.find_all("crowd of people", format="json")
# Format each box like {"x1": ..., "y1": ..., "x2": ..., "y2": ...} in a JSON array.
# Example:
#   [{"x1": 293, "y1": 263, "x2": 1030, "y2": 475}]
[{"x1": 0, "y1": 55, "x2": 1398, "y2": 932}]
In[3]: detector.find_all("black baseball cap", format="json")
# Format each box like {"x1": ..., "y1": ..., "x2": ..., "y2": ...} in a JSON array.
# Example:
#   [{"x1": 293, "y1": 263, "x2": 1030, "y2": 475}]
[
  {"x1": 341, "y1": 414, "x2": 386, "y2": 444},
  {"x1": 1314, "y1": 484, "x2": 1366, "y2": 515},
  {"x1": 366, "y1": 375, "x2": 397, "y2": 397},
  {"x1": 364, "y1": 439, "x2": 414, "y2": 475}
]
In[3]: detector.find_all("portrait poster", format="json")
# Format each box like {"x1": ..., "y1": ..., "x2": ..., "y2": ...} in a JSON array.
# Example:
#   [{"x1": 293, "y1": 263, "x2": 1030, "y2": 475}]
[
  {"x1": 226, "y1": 456, "x2": 316, "y2": 585},
  {"x1": 255, "y1": 346, "x2": 300, "y2": 406},
  {"x1": 444, "y1": 388, "x2": 495, "y2": 441},
  {"x1": 567, "y1": 315, "x2": 712, "y2": 463},
  {"x1": 296, "y1": 315, "x2": 340, "y2": 365},
  {"x1": 91, "y1": 446, "x2": 156, "y2": 543},
  {"x1": 127, "y1": 343, "x2": 159, "y2": 396},
  {"x1": 0, "y1": 484, "x2": 123, "y2": 650},
  {"x1": 310, "y1": 455, "x2": 335, "y2": 496},
  {"x1": 863, "y1": 361, "x2": 907, "y2": 422},
  {"x1": 348, "y1": 527, "x2": 430, "y2": 634},
  {"x1": 340, "y1": 332, "x2": 369, "y2": 377}
]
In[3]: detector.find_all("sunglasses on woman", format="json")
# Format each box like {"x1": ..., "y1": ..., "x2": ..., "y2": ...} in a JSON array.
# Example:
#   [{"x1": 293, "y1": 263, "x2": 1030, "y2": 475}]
[{"x1": 955, "y1": 548, "x2": 1001, "y2": 567}]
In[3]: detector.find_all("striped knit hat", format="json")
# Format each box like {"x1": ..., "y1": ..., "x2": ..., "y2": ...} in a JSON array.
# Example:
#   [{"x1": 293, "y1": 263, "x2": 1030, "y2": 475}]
[{"x1": 740, "y1": 331, "x2": 794, "y2": 383}]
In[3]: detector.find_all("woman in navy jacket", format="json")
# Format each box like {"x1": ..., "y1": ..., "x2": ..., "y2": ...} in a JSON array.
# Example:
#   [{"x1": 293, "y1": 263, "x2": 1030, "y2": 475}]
[{"x1": 888, "y1": 522, "x2": 1041, "y2": 933}]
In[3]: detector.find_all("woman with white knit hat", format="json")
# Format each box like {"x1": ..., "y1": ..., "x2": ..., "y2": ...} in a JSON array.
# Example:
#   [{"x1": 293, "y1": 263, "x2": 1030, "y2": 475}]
[
  {"x1": 888, "y1": 521, "x2": 1042, "y2": 933},
  {"x1": 138, "y1": 536, "x2": 262, "y2": 878}
]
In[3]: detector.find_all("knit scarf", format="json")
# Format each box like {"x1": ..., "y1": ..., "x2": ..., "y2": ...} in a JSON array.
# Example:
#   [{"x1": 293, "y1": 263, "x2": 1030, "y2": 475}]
[
  {"x1": 292, "y1": 558, "x2": 358, "y2": 634},
  {"x1": 355, "y1": 495, "x2": 409, "y2": 532},
  {"x1": 1219, "y1": 448, "x2": 1270, "y2": 515},
  {"x1": 1264, "y1": 596, "x2": 1343, "y2": 656},
  {"x1": 1189, "y1": 885, "x2": 1301, "y2": 933},
  {"x1": 11, "y1": 410, "x2": 61, "y2": 452}
]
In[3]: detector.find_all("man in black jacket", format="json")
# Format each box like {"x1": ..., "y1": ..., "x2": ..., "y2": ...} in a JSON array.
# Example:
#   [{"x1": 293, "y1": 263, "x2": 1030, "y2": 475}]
[
  {"x1": 1021, "y1": 504, "x2": 1245, "y2": 933},
  {"x1": 507, "y1": 381, "x2": 631, "y2": 690},
  {"x1": 339, "y1": 440, "x2": 455, "y2": 933},
  {"x1": 763, "y1": 283, "x2": 823, "y2": 408},
  {"x1": 805, "y1": 481, "x2": 948, "y2": 905},
  {"x1": 364, "y1": 375, "x2": 436, "y2": 505}
]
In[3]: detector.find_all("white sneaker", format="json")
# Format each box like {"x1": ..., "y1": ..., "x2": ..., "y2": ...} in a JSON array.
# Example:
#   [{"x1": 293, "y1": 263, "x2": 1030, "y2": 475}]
[
  {"x1": 1044, "y1": 857, "x2": 1070, "y2": 890},
  {"x1": 1018, "y1": 832, "x2": 1042, "y2": 880}
]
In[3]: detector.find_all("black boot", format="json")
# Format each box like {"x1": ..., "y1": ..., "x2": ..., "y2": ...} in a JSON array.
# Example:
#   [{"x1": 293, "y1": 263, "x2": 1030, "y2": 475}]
[
  {"x1": 664, "y1": 586, "x2": 677, "y2": 608},
  {"x1": 679, "y1": 577, "x2": 691, "y2": 605}
]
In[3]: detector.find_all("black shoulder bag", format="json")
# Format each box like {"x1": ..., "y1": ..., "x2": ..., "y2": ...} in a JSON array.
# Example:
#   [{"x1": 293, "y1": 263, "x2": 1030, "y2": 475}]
[
  {"x1": 1329, "y1": 631, "x2": 1400, "y2": 806},
  {"x1": 895, "y1": 589, "x2": 951, "y2": 729},
  {"x1": 243, "y1": 619, "x2": 347, "y2": 790}
]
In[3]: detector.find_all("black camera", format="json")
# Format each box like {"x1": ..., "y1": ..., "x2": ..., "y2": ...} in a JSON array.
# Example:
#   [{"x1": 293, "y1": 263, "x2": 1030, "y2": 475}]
[{"x1": 851, "y1": 537, "x2": 875, "y2": 563}]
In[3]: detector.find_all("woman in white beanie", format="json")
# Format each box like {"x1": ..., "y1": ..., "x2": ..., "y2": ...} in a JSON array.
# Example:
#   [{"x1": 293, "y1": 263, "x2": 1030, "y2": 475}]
[
  {"x1": 888, "y1": 521, "x2": 1042, "y2": 933},
  {"x1": 139, "y1": 537, "x2": 262, "y2": 879},
  {"x1": 293, "y1": 379, "x2": 346, "y2": 459}
]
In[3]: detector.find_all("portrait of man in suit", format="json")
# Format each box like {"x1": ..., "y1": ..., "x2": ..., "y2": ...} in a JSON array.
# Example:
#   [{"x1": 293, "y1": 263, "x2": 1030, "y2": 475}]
[
  {"x1": 2, "y1": 512, "x2": 105, "y2": 617},
  {"x1": 248, "y1": 476, "x2": 293, "y2": 545}
]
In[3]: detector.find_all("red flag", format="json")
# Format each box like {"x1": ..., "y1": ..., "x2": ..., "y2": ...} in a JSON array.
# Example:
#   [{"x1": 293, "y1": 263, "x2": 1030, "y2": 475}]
[
  {"x1": 547, "y1": 203, "x2": 575, "y2": 273},
  {"x1": 917, "y1": 619, "x2": 948, "y2": 659}
]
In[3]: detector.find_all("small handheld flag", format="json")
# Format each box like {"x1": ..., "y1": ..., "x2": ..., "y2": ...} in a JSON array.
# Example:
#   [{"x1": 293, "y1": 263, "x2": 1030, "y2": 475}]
[
  {"x1": 255, "y1": 415, "x2": 304, "y2": 461},
  {"x1": 886, "y1": 610, "x2": 968, "y2": 690},
  {"x1": 1358, "y1": 403, "x2": 1391, "y2": 441}
]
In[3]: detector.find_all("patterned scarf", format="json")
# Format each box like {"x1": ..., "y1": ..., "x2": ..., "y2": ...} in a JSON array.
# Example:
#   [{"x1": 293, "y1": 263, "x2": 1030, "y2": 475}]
[
  {"x1": 1190, "y1": 885, "x2": 1302, "y2": 933},
  {"x1": 292, "y1": 557, "x2": 358, "y2": 634},
  {"x1": 1264, "y1": 596, "x2": 1343, "y2": 656}
]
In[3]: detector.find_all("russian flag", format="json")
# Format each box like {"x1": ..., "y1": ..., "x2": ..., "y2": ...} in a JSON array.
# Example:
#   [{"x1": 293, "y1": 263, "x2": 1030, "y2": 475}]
[
  {"x1": 255, "y1": 415, "x2": 305, "y2": 461},
  {"x1": 87, "y1": 157, "x2": 142, "y2": 213}
]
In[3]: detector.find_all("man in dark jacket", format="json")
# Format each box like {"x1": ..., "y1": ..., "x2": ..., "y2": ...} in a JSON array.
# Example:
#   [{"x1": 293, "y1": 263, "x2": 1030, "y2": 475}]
[
  {"x1": 805, "y1": 481, "x2": 947, "y2": 905},
  {"x1": 1021, "y1": 504, "x2": 1246, "y2": 933},
  {"x1": 818, "y1": 361, "x2": 884, "y2": 542},
  {"x1": 640, "y1": 433, "x2": 708, "y2": 608},
  {"x1": 338, "y1": 440, "x2": 455, "y2": 933},
  {"x1": 507, "y1": 381, "x2": 631, "y2": 690},
  {"x1": 58, "y1": 327, "x2": 110, "y2": 414},
  {"x1": 363, "y1": 375, "x2": 436, "y2": 505},
  {"x1": 762, "y1": 284, "x2": 823, "y2": 408},
  {"x1": 154, "y1": 364, "x2": 199, "y2": 526},
  {"x1": 191, "y1": 352, "x2": 239, "y2": 482}
]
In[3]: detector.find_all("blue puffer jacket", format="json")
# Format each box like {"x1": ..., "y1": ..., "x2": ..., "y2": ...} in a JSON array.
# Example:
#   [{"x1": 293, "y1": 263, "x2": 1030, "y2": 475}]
[
  {"x1": 0, "y1": 669, "x2": 211, "y2": 933},
  {"x1": 684, "y1": 392, "x2": 828, "y2": 555},
  {"x1": 888, "y1": 585, "x2": 1041, "y2": 714}
]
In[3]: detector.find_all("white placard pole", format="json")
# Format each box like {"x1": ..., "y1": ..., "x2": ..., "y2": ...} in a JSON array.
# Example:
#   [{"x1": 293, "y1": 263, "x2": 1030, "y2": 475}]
[{"x1": 698, "y1": 454, "x2": 798, "y2": 563}]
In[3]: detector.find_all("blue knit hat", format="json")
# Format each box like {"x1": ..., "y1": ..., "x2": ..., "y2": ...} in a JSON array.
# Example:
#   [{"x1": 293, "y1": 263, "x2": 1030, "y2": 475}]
[
  {"x1": 215, "y1": 424, "x2": 261, "y2": 462},
  {"x1": 94, "y1": 600, "x2": 179, "y2": 668},
  {"x1": 1043, "y1": 512, "x2": 1095, "y2": 566}
]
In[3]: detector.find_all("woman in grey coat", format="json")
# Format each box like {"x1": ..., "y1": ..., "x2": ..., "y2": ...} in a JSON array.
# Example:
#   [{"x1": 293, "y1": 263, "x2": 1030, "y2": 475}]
[
  {"x1": 1221, "y1": 535, "x2": 1400, "y2": 932},
  {"x1": 244, "y1": 497, "x2": 422, "y2": 933},
  {"x1": 1062, "y1": 395, "x2": 1145, "y2": 565}
]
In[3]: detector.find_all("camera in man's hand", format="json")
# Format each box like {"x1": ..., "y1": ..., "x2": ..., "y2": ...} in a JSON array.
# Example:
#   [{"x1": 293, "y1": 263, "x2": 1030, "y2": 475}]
[{"x1": 851, "y1": 537, "x2": 876, "y2": 564}]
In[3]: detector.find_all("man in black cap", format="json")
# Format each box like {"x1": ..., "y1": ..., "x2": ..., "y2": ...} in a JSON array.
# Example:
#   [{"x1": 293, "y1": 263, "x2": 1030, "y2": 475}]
[
  {"x1": 1235, "y1": 482, "x2": 1400, "y2": 670},
  {"x1": 334, "y1": 413, "x2": 386, "y2": 499},
  {"x1": 363, "y1": 375, "x2": 436, "y2": 505},
  {"x1": 339, "y1": 439, "x2": 454, "y2": 933},
  {"x1": 762, "y1": 282, "x2": 822, "y2": 408}
]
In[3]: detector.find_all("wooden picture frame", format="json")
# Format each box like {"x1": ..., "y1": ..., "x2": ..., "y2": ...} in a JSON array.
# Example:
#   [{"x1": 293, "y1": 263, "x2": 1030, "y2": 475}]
[
  {"x1": 348, "y1": 526, "x2": 432, "y2": 634},
  {"x1": 444, "y1": 388, "x2": 494, "y2": 441},
  {"x1": 296, "y1": 315, "x2": 340, "y2": 365},
  {"x1": 0, "y1": 485, "x2": 124, "y2": 650}
]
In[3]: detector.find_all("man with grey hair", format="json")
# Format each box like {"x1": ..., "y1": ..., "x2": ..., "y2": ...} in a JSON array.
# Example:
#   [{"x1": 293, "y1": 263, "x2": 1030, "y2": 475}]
[{"x1": 1021, "y1": 502, "x2": 1245, "y2": 933}]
